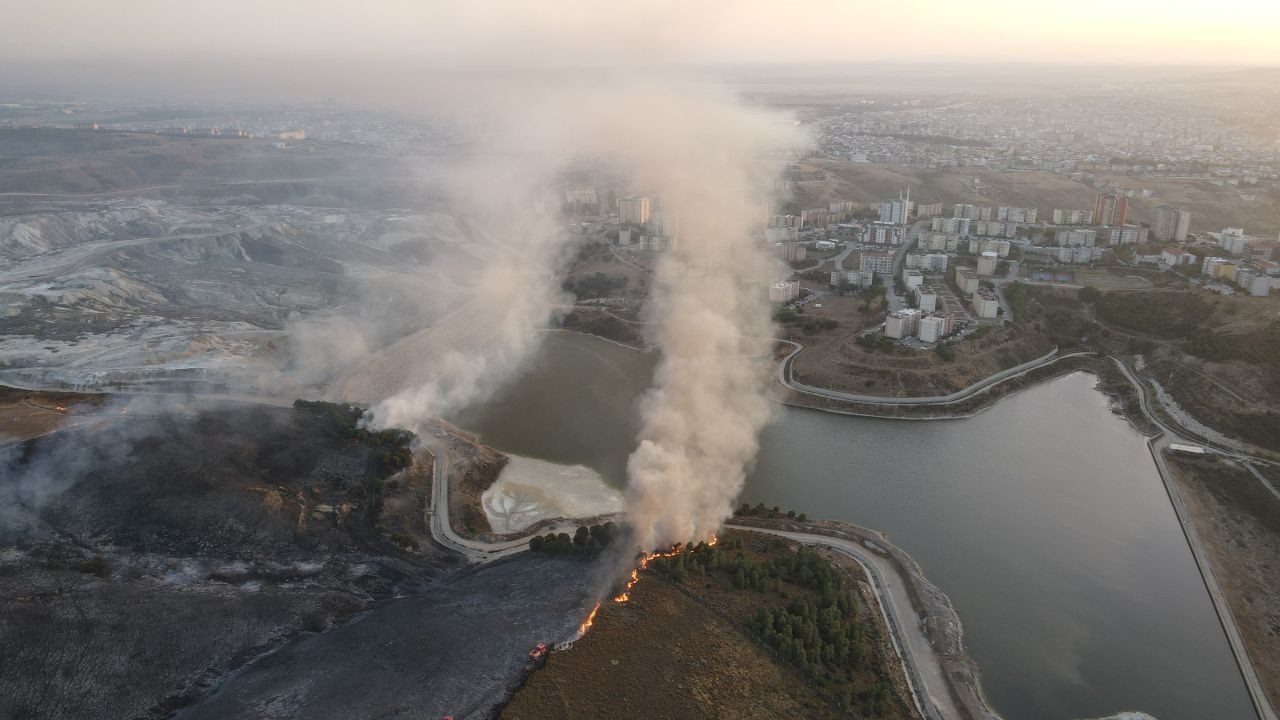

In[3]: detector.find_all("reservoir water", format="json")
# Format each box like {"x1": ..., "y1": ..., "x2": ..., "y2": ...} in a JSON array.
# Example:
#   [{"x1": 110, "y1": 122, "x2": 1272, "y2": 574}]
[{"x1": 457, "y1": 331, "x2": 1257, "y2": 720}]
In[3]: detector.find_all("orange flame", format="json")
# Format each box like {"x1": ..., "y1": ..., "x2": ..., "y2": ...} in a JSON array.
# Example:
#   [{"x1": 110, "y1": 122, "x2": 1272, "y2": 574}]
[
  {"x1": 577, "y1": 602, "x2": 600, "y2": 636},
  {"x1": 611, "y1": 536, "x2": 717, "y2": 605}
]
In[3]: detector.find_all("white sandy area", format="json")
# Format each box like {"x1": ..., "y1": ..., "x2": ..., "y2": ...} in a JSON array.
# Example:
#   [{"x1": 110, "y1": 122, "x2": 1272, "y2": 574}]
[{"x1": 481, "y1": 455, "x2": 623, "y2": 534}]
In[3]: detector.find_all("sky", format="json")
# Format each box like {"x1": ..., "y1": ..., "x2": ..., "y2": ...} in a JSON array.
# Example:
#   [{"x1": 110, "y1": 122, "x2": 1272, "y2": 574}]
[{"x1": 4, "y1": 0, "x2": 1280, "y2": 67}]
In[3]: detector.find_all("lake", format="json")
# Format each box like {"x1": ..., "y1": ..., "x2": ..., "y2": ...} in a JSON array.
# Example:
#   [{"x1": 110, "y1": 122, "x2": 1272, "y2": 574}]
[{"x1": 456, "y1": 330, "x2": 1256, "y2": 720}]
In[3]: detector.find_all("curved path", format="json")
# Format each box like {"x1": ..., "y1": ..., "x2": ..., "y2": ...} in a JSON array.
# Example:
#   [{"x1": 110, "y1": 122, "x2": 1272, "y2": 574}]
[
  {"x1": 419, "y1": 425, "x2": 975, "y2": 719},
  {"x1": 418, "y1": 433, "x2": 589, "y2": 562},
  {"x1": 726, "y1": 524, "x2": 989, "y2": 720},
  {"x1": 779, "y1": 341, "x2": 1081, "y2": 406},
  {"x1": 1110, "y1": 357, "x2": 1278, "y2": 720}
]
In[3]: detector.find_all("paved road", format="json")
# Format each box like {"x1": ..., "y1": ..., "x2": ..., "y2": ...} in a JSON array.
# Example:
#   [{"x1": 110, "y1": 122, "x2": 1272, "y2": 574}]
[
  {"x1": 727, "y1": 525, "x2": 976, "y2": 720},
  {"x1": 418, "y1": 433, "x2": 588, "y2": 563},
  {"x1": 833, "y1": 242, "x2": 856, "y2": 271},
  {"x1": 989, "y1": 260, "x2": 1021, "y2": 321},
  {"x1": 778, "y1": 340, "x2": 1072, "y2": 407},
  {"x1": 1111, "y1": 357, "x2": 1278, "y2": 720}
]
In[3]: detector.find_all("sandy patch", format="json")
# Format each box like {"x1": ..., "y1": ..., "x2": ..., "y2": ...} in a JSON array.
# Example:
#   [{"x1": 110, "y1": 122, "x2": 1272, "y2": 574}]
[{"x1": 481, "y1": 455, "x2": 622, "y2": 534}]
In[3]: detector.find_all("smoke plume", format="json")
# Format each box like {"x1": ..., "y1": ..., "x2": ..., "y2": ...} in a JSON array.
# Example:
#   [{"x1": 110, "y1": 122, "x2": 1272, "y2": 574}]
[{"x1": 287, "y1": 11, "x2": 808, "y2": 551}]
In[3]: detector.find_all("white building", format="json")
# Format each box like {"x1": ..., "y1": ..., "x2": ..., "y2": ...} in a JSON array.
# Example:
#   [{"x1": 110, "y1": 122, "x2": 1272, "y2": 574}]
[
  {"x1": 914, "y1": 286, "x2": 937, "y2": 312},
  {"x1": 830, "y1": 269, "x2": 873, "y2": 289},
  {"x1": 971, "y1": 289, "x2": 1000, "y2": 319},
  {"x1": 978, "y1": 239, "x2": 1011, "y2": 257},
  {"x1": 1235, "y1": 267, "x2": 1274, "y2": 296},
  {"x1": 885, "y1": 308, "x2": 922, "y2": 339},
  {"x1": 1153, "y1": 205, "x2": 1191, "y2": 243},
  {"x1": 1161, "y1": 247, "x2": 1193, "y2": 266},
  {"x1": 765, "y1": 226, "x2": 799, "y2": 243},
  {"x1": 1052, "y1": 208, "x2": 1094, "y2": 225},
  {"x1": 814, "y1": 239, "x2": 838, "y2": 251},
  {"x1": 920, "y1": 253, "x2": 949, "y2": 273},
  {"x1": 977, "y1": 251, "x2": 999, "y2": 276},
  {"x1": 1056, "y1": 228, "x2": 1097, "y2": 247},
  {"x1": 860, "y1": 250, "x2": 894, "y2": 275},
  {"x1": 902, "y1": 269, "x2": 924, "y2": 289},
  {"x1": 932, "y1": 217, "x2": 971, "y2": 235},
  {"x1": 1104, "y1": 226, "x2": 1147, "y2": 245},
  {"x1": 870, "y1": 222, "x2": 903, "y2": 245},
  {"x1": 878, "y1": 197, "x2": 913, "y2": 224},
  {"x1": 997, "y1": 206, "x2": 1038, "y2": 224},
  {"x1": 618, "y1": 195, "x2": 651, "y2": 225},
  {"x1": 918, "y1": 313, "x2": 954, "y2": 343},
  {"x1": 921, "y1": 232, "x2": 948, "y2": 251},
  {"x1": 971, "y1": 220, "x2": 1018, "y2": 238},
  {"x1": 953, "y1": 204, "x2": 992, "y2": 220},
  {"x1": 1220, "y1": 228, "x2": 1248, "y2": 255},
  {"x1": 769, "y1": 280, "x2": 800, "y2": 303},
  {"x1": 777, "y1": 242, "x2": 807, "y2": 262},
  {"x1": 955, "y1": 268, "x2": 981, "y2": 296}
]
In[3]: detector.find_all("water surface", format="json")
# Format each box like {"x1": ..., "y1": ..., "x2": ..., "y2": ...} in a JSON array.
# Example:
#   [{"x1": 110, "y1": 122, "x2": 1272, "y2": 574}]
[{"x1": 458, "y1": 331, "x2": 1256, "y2": 720}]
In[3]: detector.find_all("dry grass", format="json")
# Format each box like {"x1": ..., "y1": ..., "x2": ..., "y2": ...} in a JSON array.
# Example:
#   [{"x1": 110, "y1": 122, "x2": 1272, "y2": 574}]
[
  {"x1": 789, "y1": 303, "x2": 1052, "y2": 397},
  {"x1": 502, "y1": 529, "x2": 918, "y2": 720},
  {"x1": 1166, "y1": 454, "x2": 1280, "y2": 712},
  {"x1": 0, "y1": 387, "x2": 107, "y2": 443}
]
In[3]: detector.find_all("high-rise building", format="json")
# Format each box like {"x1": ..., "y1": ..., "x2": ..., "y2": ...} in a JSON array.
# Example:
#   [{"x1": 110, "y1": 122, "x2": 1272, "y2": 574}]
[
  {"x1": 1220, "y1": 227, "x2": 1248, "y2": 255},
  {"x1": 953, "y1": 204, "x2": 991, "y2": 221},
  {"x1": 997, "y1": 206, "x2": 1038, "y2": 224},
  {"x1": 977, "y1": 251, "x2": 999, "y2": 276},
  {"x1": 878, "y1": 197, "x2": 913, "y2": 224},
  {"x1": 1056, "y1": 228, "x2": 1097, "y2": 247},
  {"x1": 859, "y1": 250, "x2": 894, "y2": 275},
  {"x1": 1052, "y1": 208, "x2": 1094, "y2": 225},
  {"x1": 1094, "y1": 193, "x2": 1127, "y2": 226},
  {"x1": 769, "y1": 280, "x2": 800, "y2": 303},
  {"x1": 618, "y1": 195, "x2": 651, "y2": 225},
  {"x1": 885, "y1": 309, "x2": 922, "y2": 339},
  {"x1": 918, "y1": 313, "x2": 954, "y2": 342},
  {"x1": 1153, "y1": 205, "x2": 1191, "y2": 243}
]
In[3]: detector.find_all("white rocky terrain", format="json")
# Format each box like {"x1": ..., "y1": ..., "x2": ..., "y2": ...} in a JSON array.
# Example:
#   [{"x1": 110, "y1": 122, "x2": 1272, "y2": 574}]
[
  {"x1": 480, "y1": 455, "x2": 623, "y2": 534},
  {"x1": 0, "y1": 197, "x2": 482, "y2": 396}
]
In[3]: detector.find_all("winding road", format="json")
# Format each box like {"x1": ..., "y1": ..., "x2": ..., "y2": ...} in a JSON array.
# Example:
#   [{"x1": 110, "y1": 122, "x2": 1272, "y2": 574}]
[
  {"x1": 419, "y1": 433, "x2": 980, "y2": 720},
  {"x1": 725, "y1": 525, "x2": 985, "y2": 720},
  {"x1": 1110, "y1": 357, "x2": 1279, "y2": 720},
  {"x1": 778, "y1": 340, "x2": 1077, "y2": 407}
]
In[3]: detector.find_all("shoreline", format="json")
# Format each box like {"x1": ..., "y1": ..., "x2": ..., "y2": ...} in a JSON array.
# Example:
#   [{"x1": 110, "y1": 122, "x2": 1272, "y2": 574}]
[{"x1": 729, "y1": 517, "x2": 1002, "y2": 720}]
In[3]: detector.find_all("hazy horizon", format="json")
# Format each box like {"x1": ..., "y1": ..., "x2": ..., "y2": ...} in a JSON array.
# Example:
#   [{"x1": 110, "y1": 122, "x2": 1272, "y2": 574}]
[{"x1": 5, "y1": 0, "x2": 1280, "y2": 68}]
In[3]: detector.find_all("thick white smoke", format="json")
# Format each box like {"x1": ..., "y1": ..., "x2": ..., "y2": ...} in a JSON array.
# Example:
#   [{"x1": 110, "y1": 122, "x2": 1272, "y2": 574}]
[
  {"x1": 359, "y1": 155, "x2": 573, "y2": 433},
  {"x1": 354, "y1": 77, "x2": 803, "y2": 475},
  {"x1": 294, "y1": 10, "x2": 809, "y2": 549}
]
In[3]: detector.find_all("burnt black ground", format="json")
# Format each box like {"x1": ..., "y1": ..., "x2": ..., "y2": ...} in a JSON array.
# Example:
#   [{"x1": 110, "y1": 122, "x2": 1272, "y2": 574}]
[
  {"x1": 177, "y1": 555, "x2": 593, "y2": 720},
  {"x1": 1, "y1": 400, "x2": 597, "y2": 720}
]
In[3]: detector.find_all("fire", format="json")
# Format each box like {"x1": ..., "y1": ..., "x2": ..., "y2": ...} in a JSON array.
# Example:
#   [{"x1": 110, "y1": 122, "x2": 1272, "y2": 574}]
[
  {"x1": 577, "y1": 602, "x2": 600, "y2": 636},
  {"x1": 611, "y1": 535, "x2": 718, "y2": 604},
  {"x1": 614, "y1": 568, "x2": 640, "y2": 602}
]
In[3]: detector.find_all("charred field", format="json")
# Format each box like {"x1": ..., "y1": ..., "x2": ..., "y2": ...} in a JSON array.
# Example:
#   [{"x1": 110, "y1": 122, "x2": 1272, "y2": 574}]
[{"x1": 0, "y1": 397, "x2": 594, "y2": 720}]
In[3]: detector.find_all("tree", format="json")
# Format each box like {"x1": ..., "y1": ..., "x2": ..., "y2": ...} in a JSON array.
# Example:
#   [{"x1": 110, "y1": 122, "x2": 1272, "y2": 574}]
[
  {"x1": 1078, "y1": 285, "x2": 1102, "y2": 303},
  {"x1": 573, "y1": 526, "x2": 590, "y2": 546}
]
